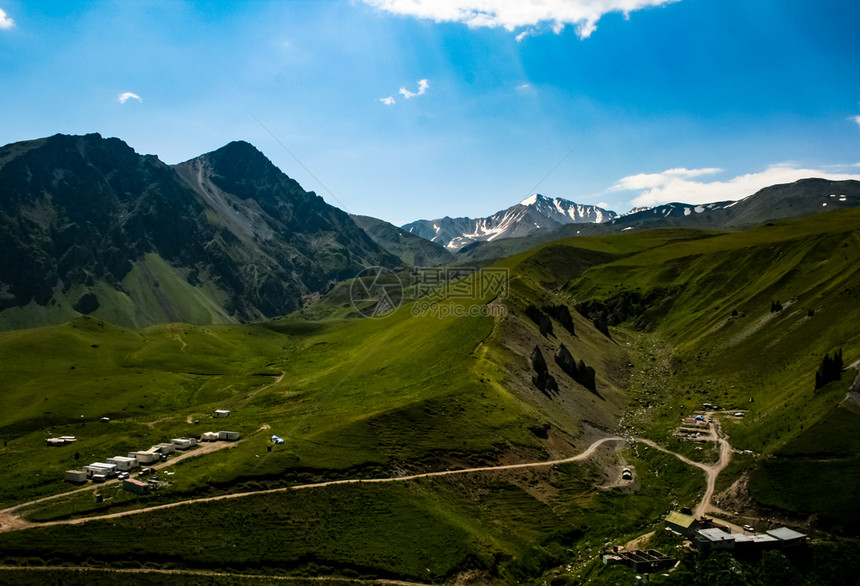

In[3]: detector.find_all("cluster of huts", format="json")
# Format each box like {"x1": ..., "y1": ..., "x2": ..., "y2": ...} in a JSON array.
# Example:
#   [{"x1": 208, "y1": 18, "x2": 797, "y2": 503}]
[
  {"x1": 665, "y1": 511, "x2": 807, "y2": 553},
  {"x1": 63, "y1": 430, "x2": 240, "y2": 492}
]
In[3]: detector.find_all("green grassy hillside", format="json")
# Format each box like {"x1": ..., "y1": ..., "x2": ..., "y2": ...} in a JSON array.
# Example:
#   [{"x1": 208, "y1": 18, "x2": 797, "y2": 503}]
[
  {"x1": 560, "y1": 208, "x2": 860, "y2": 531},
  {"x1": 2, "y1": 208, "x2": 859, "y2": 583}
]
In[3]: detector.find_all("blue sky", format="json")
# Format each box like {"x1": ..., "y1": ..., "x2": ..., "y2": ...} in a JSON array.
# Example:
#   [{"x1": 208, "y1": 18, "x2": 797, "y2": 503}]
[{"x1": 1, "y1": 0, "x2": 859, "y2": 225}]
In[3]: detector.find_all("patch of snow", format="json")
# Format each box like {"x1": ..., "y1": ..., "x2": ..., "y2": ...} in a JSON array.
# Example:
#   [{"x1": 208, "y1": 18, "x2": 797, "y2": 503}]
[
  {"x1": 622, "y1": 226, "x2": 635, "y2": 231},
  {"x1": 822, "y1": 202, "x2": 828, "y2": 207},
  {"x1": 520, "y1": 194, "x2": 539, "y2": 206},
  {"x1": 684, "y1": 208, "x2": 691, "y2": 216},
  {"x1": 694, "y1": 205, "x2": 705, "y2": 213}
]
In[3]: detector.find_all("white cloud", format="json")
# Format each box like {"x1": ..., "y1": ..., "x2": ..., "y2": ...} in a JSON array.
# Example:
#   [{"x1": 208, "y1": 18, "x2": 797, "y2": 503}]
[
  {"x1": 380, "y1": 96, "x2": 396, "y2": 105},
  {"x1": 0, "y1": 8, "x2": 15, "y2": 29},
  {"x1": 610, "y1": 164, "x2": 860, "y2": 207},
  {"x1": 851, "y1": 115, "x2": 860, "y2": 128},
  {"x1": 611, "y1": 167, "x2": 721, "y2": 191},
  {"x1": 596, "y1": 202, "x2": 610, "y2": 209},
  {"x1": 517, "y1": 83, "x2": 531, "y2": 89},
  {"x1": 361, "y1": 0, "x2": 681, "y2": 39},
  {"x1": 515, "y1": 29, "x2": 533, "y2": 42},
  {"x1": 118, "y1": 92, "x2": 142, "y2": 104},
  {"x1": 399, "y1": 78, "x2": 429, "y2": 99}
]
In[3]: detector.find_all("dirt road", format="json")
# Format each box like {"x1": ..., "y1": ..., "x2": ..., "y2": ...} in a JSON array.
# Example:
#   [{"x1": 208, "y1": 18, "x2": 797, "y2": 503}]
[
  {"x1": 0, "y1": 436, "x2": 625, "y2": 533},
  {"x1": 0, "y1": 424, "x2": 741, "y2": 536},
  {"x1": 0, "y1": 440, "x2": 236, "y2": 532},
  {"x1": 638, "y1": 413, "x2": 732, "y2": 517}
]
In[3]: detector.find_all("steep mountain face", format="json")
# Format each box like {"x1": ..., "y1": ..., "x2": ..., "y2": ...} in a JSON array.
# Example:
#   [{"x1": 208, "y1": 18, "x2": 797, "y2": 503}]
[
  {"x1": 350, "y1": 214, "x2": 454, "y2": 266},
  {"x1": 0, "y1": 133, "x2": 396, "y2": 329},
  {"x1": 402, "y1": 194, "x2": 616, "y2": 250},
  {"x1": 173, "y1": 141, "x2": 398, "y2": 311}
]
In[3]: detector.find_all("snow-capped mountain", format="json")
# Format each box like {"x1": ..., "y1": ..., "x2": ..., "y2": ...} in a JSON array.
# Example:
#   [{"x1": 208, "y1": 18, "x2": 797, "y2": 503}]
[
  {"x1": 608, "y1": 179, "x2": 860, "y2": 231},
  {"x1": 402, "y1": 194, "x2": 617, "y2": 250}
]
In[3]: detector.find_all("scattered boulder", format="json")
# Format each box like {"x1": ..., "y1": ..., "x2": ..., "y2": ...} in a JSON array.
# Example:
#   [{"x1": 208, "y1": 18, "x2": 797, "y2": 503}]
[
  {"x1": 553, "y1": 343, "x2": 599, "y2": 395},
  {"x1": 554, "y1": 343, "x2": 579, "y2": 379},
  {"x1": 530, "y1": 345, "x2": 558, "y2": 397},
  {"x1": 525, "y1": 304, "x2": 554, "y2": 337},
  {"x1": 542, "y1": 304, "x2": 575, "y2": 335}
]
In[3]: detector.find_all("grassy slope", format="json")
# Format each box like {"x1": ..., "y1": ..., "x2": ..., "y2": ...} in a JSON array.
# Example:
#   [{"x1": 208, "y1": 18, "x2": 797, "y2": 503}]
[
  {"x1": 0, "y1": 237, "x2": 706, "y2": 582},
  {"x1": 562, "y1": 208, "x2": 860, "y2": 530},
  {"x1": 0, "y1": 253, "x2": 237, "y2": 331},
  {"x1": 3, "y1": 209, "x2": 860, "y2": 582}
]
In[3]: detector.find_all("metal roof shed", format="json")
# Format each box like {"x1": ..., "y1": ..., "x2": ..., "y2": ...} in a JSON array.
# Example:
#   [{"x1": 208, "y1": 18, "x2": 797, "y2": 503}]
[{"x1": 766, "y1": 527, "x2": 808, "y2": 545}]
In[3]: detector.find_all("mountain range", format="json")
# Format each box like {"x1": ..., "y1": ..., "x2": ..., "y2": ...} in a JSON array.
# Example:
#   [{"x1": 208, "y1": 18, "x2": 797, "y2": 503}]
[
  {"x1": 405, "y1": 178, "x2": 860, "y2": 264},
  {"x1": 402, "y1": 194, "x2": 617, "y2": 250},
  {"x1": 1, "y1": 132, "x2": 859, "y2": 331}
]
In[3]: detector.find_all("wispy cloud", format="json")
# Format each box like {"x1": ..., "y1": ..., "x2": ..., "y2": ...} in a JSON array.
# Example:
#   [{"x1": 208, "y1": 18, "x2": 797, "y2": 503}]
[
  {"x1": 361, "y1": 0, "x2": 680, "y2": 39},
  {"x1": 118, "y1": 92, "x2": 142, "y2": 104},
  {"x1": 610, "y1": 164, "x2": 860, "y2": 207},
  {"x1": 380, "y1": 96, "x2": 396, "y2": 105},
  {"x1": 851, "y1": 115, "x2": 860, "y2": 128},
  {"x1": 0, "y1": 8, "x2": 15, "y2": 30},
  {"x1": 399, "y1": 79, "x2": 429, "y2": 99}
]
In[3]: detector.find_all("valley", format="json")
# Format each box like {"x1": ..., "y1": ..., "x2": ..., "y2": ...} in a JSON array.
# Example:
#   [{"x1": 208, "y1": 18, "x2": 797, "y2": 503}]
[{"x1": 1, "y1": 204, "x2": 859, "y2": 584}]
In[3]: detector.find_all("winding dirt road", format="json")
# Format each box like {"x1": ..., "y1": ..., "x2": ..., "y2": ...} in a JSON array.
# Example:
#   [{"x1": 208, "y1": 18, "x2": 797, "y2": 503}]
[
  {"x1": 640, "y1": 412, "x2": 732, "y2": 518},
  {"x1": 0, "y1": 436, "x2": 625, "y2": 533},
  {"x1": 0, "y1": 424, "x2": 737, "y2": 536}
]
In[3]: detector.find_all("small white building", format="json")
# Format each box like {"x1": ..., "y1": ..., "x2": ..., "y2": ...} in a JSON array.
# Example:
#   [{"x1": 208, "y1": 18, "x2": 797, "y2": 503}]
[
  {"x1": 214, "y1": 409, "x2": 230, "y2": 418},
  {"x1": 171, "y1": 437, "x2": 197, "y2": 450},
  {"x1": 153, "y1": 442, "x2": 175, "y2": 455},
  {"x1": 85, "y1": 462, "x2": 117, "y2": 479},
  {"x1": 201, "y1": 431, "x2": 219, "y2": 441},
  {"x1": 65, "y1": 469, "x2": 87, "y2": 484},
  {"x1": 218, "y1": 430, "x2": 240, "y2": 441},
  {"x1": 130, "y1": 450, "x2": 161, "y2": 464},
  {"x1": 107, "y1": 456, "x2": 139, "y2": 471}
]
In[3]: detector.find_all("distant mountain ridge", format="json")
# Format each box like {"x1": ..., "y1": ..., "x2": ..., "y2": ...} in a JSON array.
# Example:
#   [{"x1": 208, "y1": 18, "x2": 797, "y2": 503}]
[
  {"x1": 402, "y1": 194, "x2": 617, "y2": 250},
  {"x1": 0, "y1": 133, "x2": 396, "y2": 329},
  {"x1": 606, "y1": 178, "x2": 860, "y2": 231},
  {"x1": 423, "y1": 178, "x2": 860, "y2": 265}
]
